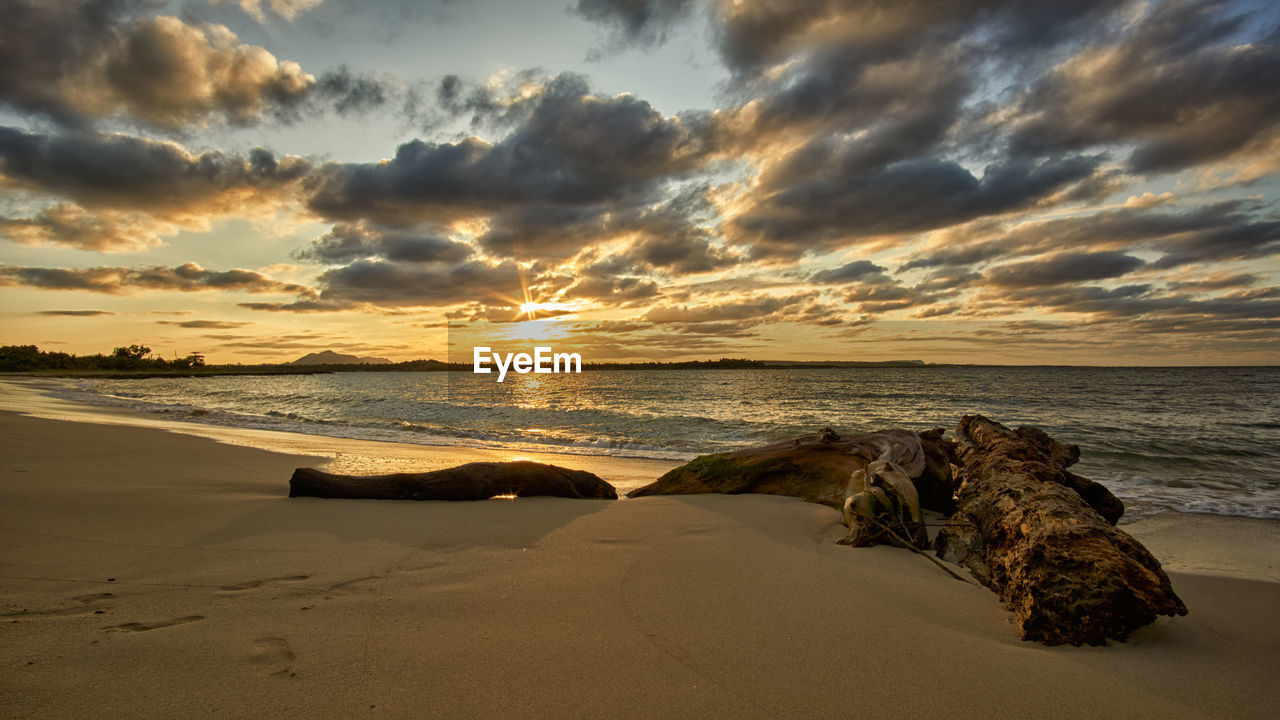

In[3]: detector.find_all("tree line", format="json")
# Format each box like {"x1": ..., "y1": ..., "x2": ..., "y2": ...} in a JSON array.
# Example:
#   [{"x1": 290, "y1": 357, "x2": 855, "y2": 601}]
[{"x1": 0, "y1": 344, "x2": 205, "y2": 372}]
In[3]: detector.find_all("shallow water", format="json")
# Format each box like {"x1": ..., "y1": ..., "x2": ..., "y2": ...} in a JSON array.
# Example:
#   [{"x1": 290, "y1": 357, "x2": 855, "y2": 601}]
[{"x1": 52, "y1": 366, "x2": 1280, "y2": 520}]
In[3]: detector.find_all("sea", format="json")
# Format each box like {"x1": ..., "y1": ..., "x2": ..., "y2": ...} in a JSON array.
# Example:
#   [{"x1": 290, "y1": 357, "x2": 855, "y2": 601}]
[{"x1": 42, "y1": 366, "x2": 1280, "y2": 521}]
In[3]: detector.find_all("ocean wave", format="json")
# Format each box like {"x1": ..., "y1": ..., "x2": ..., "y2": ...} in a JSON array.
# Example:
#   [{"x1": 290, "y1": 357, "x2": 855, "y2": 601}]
[{"x1": 47, "y1": 368, "x2": 1280, "y2": 521}]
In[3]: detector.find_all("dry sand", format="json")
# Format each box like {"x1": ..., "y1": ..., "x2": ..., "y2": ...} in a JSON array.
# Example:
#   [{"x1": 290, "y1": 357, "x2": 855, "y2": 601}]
[{"x1": 2, "y1": 388, "x2": 1279, "y2": 718}]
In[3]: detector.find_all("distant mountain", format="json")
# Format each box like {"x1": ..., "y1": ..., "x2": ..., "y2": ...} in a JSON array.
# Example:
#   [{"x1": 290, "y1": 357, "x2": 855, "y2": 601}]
[{"x1": 291, "y1": 350, "x2": 391, "y2": 365}]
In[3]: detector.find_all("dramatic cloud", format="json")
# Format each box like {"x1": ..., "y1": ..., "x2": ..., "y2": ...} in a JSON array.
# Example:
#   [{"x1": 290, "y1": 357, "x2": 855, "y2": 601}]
[
  {"x1": 710, "y1": 0, "x2": 1119, "y2": 79},
  {"x1": 841, "y1": 274, "x2": 935, "y2": 315},
  {"x1": 308, "y1": 259, "x2": 527, "y2": 308},
  {"x1": 0, "y1": 262, "x2": 312, "y2": 295},
  {"x1": 573, "y1": 0, "x2": 698, "y2": 49},
  {"x1": 1, "y1": 0, "x2": 1277, "y2": 362},
  {"x1": 0, "y1": 2, "x2": 317, "y2": 129},
  {"x1": 0, "y1": 1, "x2": 398, "y2": 130},
  {"x1": 995, "y1": 283, "x2": 1280, "y2": 326},
  {"x1": 809, "y1": 260, "x2": 885, "y2": 284},
  {"x1": 0, "y1": 203, "x2": 171, "y2": 252},
  {"x1": 1165, "y1": 273, "x2": 1261, "y2": 293},
  {"x1": 0, "y1": 128, "x2": 309, "y2": 222},
  {"x1": 559, "y1": 272, "x2": 660, "y2": 304},
  {"x1": 641, "y1": 293, "x2": 813, "y2": 323},
  {"x1": 902, "y1": 201, "x2": 1280, "y2": 273},
  {"x1": 314, "y1": 66, "x2": 391, "y2": 117},
  {"x1": 296, "y1": 222, "x2": 473, "y2": 265},
  {"x1": 307, "y1": 73, "x2": 720, "y2": 224},
  {"x1": 730, "y1": 153, "x2": 1100, "y2": 257},
  {"x1": 984, "y1": 251, "x2": 1146, "y2": 288},
  {"x1": 1006, "y1": 0, "x2": 1280, "y2": 173}
]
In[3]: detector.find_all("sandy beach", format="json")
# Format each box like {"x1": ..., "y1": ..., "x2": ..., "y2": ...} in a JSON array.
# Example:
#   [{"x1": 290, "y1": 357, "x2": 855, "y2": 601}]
[{"x1": 2, "y1": 391, "x2": 1279, "y2": 718}]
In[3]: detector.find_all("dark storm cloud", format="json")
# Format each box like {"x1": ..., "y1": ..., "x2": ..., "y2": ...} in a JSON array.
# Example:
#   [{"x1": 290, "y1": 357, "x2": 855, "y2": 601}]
[
  {"x1": 817, "y1": 263, "x2": 970, "y2": 316},
  {"x1": 912, "y1": 269, "x2": 982, "y2": 293},
  {"x1": 552, "y1": 255, "x2": 659, "y2": 303},
  {"x1": 809, "y1": 260, "x2": 885, "y2": 284},
  {"x1": 37, "y1": 309, "x2": 116, "y2": 316},
  {"x1": 0, "y1": 0, "x2": 147, "y2": 126},
  {"x1": 731, "y1": 153, "x2": 1100, "y2": 257},
  {"x1": 572, "y1": 0, "x2": 699, "y2": 49},
  {"x1": 0, "y1": 127, "x2": 309, "y2": 216},
  {"x1": 309, "y1": 258, "x2": 526, "y2": 307},
  {"x1": 996, "y1": 283, "x2": 1280, "y2": 323},
  {"x1": 984, "y1": 251, "x2": 1146, "y2": 288},
  {"x1": 712, "y1": 0, "x2": 1279, "y2": 266},
  {"x1": 1148, "y1": 215, "x2": 1280, "y2": 269},
  {"x1": 711, "y1": 0, "x2": 1120, "y2": 79},
  {"x1": 0, "y1": 1, "x2": 317, "y2": 129},
  {"x1": 296, "y1": 222, "x2": 473, "y2": 265},
  {"x1": 477, "y1": 203, "x2": 610, "y2": 261},
  {"x1": 0, "y1": 1, "x2": 408, "y2": 130},
  {"x1": 629, "y1": 232, "x2": 735, "y2": 274},
  {"x1": 431, "y1": 70, "x2": 547, "y2": 130},
  {"x1": 1165, "y1": 273, "x2": 1261, "y2": 293},
  {"x1": 315, "y1": 66, "x2": 390, "y2": 117},
  {"x1": 841, "y1": 280, "x2": 924, "y2": 315},
  {"x1": 901, "y1": 201, "x2": 1280, "y2": 273},
  {"x1": 741, "y1": 39, "x2": 972, "y2": 162},
  {"x1": 560, "y1": 274, "x2": 660, "y2": 304},
  {"x1": 0, "y1": 262, "x2": 311, "y2": 295},
  {"x1": 1008, "y1": 0, "x2": 1280, "y2": 172},
  {"x1": 477, "y1": 184, "x2": 731, "y2": 270},
  {"x1": 306, "y1": 73, "x2": 719, "y2": 224}
]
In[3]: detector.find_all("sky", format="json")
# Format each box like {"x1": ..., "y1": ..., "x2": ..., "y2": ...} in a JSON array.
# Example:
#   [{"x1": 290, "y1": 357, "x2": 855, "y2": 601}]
[{"x1": 1, "y1": 0, "x2": 1278, "y2": 365}]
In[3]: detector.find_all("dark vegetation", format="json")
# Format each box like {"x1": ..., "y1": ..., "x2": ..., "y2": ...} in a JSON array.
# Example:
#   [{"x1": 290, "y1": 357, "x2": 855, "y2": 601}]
[
  {"x1": 0, "y1": 344, "x2": 208, "y2": 373},
  {"x1": 0, "y1": 345, "x2": 929, "y2": 376}
]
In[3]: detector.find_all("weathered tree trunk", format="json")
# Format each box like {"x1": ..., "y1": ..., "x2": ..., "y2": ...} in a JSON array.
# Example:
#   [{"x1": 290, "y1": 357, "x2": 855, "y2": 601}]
[
  {"x1": 289, "y1": 461, "x2": 618, "y2": 500},
  {"x1": 627, "y1": 427, "x2": 957, "y2": 515},
  {"x1": 934, "y1": 415, "x2": 1186, "y2": 645}
]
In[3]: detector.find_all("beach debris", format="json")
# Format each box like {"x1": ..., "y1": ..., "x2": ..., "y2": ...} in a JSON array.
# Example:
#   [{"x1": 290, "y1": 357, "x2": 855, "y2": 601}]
[
  {"x1": 934, "y1": 414, "x2": 1186, "y2": 645},
  {"x1": 288, "y1": 461, "x2": 618, "y2": 501},
  {"x1": 628, "y1": 427, "x2": 958, "y2": 515},
  {"x1": 840, "y1": 460, "x2": 929, "y2": 549}
]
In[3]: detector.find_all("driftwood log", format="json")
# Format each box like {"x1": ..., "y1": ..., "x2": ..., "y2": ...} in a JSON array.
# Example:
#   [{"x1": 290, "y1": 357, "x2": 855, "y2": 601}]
[
  {"x1": 628, "y1": 427, "x2": 957, "y2": 547},
  {"x1": 629, "y1": 427, "x2": 956, "y2": 511},
  {"x1": 934, "y1": 415, "x2": 1187, "y2": 645},
  {"x1": 289, "y1": 461, "x2": 618, "y2": 500}
]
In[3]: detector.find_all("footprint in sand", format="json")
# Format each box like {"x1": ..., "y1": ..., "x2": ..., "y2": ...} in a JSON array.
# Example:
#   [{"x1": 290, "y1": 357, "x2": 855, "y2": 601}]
[
  {"x1": 251, "y1": 637, "x2": 297, "y2": 678},
  {"x1": 217, "y1": 575, "x2": 310, "y2": 593},
  {"x1": 102, "y1": 615, "x2": 204, "y2": 633},
  {"x1": 323, "y1": 576, "x2": 383, "y2": 599},
  {"x1": 3, "y1": 592, "x2": 116, "y2": 619}
]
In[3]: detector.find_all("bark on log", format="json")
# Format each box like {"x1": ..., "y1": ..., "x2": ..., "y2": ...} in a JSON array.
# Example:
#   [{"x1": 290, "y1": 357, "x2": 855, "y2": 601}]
[
  {"x1": 934, "y1": 415, "x2": 1186, "y2": 646},
  {"x1": 628, "y1": 427, "x2": 957, "y2": 515},
  {"x1": 289, "y1": 461, "x2": 618, "y2": 500}
]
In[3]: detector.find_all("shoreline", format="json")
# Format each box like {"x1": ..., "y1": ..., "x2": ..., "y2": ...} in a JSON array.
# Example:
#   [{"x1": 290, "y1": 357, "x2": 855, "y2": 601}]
[
  {"x1": 1, "y1": 410, "x2": 1278, "y2": 717},
  {"x1": 0, "y1": 376, "x2": 682, "y2": 493},
  {"x1": 4, "y1": 375, "x2": 1276, "y2": 522}
]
